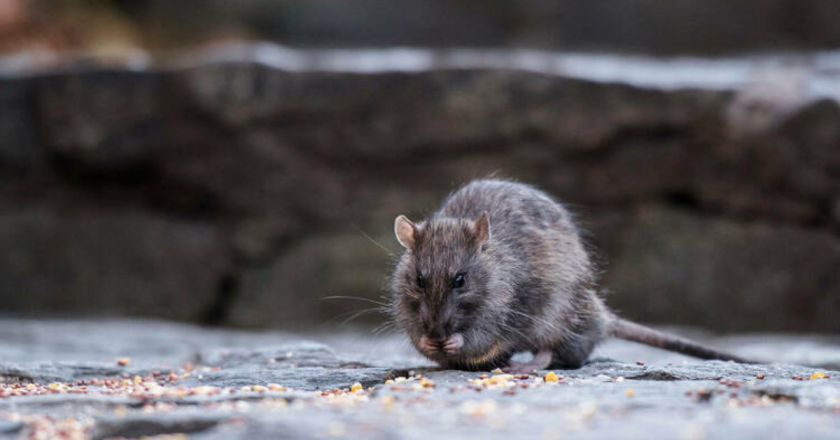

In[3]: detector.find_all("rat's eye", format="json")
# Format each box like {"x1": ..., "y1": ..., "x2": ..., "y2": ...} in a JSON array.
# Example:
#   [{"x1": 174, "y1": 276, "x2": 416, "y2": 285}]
[
  {"x1": 452, "y1": 273, "x2": 466, "y2": 289},
  {"x1": 416, "y1": 274, "x2": 426, "y2": 289}
]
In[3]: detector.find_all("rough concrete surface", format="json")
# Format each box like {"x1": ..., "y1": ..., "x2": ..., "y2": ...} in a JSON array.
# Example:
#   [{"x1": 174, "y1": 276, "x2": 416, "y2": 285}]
[{"x1": 0, "y1": 319, "x2": 838, "y2": 439}]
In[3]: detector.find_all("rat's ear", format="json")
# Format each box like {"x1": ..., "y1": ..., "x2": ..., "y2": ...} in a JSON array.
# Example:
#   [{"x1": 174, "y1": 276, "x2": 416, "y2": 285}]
[
  {"x1": 473, "y1": 211, "x2": 491, "y2": 247},
  {"x1": 395, "y1": 215, "x2": 418, "y2": 249}
]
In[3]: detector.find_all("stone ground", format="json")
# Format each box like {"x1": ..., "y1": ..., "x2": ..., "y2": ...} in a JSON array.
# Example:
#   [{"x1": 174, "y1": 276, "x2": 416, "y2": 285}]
[{"x1": 0, "y1": 319, "x2": 838, "y2": 439}]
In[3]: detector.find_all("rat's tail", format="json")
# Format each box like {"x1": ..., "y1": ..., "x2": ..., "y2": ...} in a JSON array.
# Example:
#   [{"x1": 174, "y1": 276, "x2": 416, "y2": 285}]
[{"x1": 609, "y1": 318, "x2": 751, "y2": 363}]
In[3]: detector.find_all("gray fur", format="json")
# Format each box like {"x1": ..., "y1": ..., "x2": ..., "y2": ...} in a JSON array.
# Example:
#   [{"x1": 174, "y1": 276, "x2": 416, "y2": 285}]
[{"x1": 390, "y1": 179, "x2": 744, "y2": 370}]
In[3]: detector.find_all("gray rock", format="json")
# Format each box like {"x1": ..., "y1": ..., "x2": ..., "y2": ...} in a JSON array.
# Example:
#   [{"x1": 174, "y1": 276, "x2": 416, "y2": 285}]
[
  {"x1": 127, "y1": 0, "x2": 840, "y2": 55},
  {"x1": 0, "y1": 394, "x2": 141, "y2": 412},
  {"x1": 1, "y1": 47, "x2": 840, "y2": 331},
  {"x1": 187, "y1": 341, "x2": 400, "y2": 391},
  {"x1": 93, "y1": 413, "x2": 227, "y2": 440},
  {"x1": 181, "y1": 366, "x2": 393, "y2": 391},
  {"x1": 0, "y1": 319, "x2": 838, "y2": 440},
  {"x1": 604, "y1": 207, "x2": 840, "y2": 333},
  {"x1": 33, "y1": 71, "x2": 166, "y2": 173},
  {"x1": 0, "y1": 419, "x2": 22, "y2": 434},
  {"x1": 0, "y1": 361, "x2": 150, "y2": 384},
  {"x1": 197, "y1": 343, "x2": 343, "y2": 369},
  {"x1": 230, "y1": 233, "x2": 395, "y2": 328},
  {"x1": 0, "y1": 80, "x2": 43, "y2": 172},
  {"x1": 0, "y1": 208, "x2": 229, "y2": 321}
]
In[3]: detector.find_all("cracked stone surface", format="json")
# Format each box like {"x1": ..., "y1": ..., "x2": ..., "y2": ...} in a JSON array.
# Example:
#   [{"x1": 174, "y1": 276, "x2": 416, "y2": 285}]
[{"x1": 0, "y1": 319, "x2": 838, "y2": 439}]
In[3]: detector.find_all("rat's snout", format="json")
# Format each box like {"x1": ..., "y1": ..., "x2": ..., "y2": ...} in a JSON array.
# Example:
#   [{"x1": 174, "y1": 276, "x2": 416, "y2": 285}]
[
  {"x1": 419, "y1": 333, "x2": 464, "y2": 355},
  {"x1": 418, "y1": 303, "x2": 462, "y2": 355}
]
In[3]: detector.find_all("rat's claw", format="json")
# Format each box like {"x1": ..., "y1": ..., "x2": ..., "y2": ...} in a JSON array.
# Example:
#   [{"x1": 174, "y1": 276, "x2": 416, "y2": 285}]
[
  {"x1": 443, "y1": 333, "x2": 464, "y2": 354},
  {"x1": 419, "y1": 335, "x2": 439, "y2": 354}
]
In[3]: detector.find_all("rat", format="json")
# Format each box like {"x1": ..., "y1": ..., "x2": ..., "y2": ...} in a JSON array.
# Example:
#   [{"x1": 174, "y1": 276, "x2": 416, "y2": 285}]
[{"x1": 389, "y1": 179, "x2": 748, "y2": 372}]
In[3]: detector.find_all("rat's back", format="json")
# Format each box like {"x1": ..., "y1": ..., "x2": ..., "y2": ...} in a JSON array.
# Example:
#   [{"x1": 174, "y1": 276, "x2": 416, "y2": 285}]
[
  {"x1": 436, "y1": 179, "x2": 584, "y2": 259},
  {"x1": 394, "y1": 179, "x2": 748, "y2": 370}
]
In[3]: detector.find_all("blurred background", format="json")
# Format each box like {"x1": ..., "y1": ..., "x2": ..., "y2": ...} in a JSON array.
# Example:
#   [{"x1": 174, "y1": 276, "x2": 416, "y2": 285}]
[{"x1": 1, "y1": 0, "x2": 838, "y2": 334}]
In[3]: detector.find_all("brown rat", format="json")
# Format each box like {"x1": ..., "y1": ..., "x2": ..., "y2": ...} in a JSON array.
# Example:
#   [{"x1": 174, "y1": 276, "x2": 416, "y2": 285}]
[{"x1": 390, "y1": 179, "x2": 747, "y2": 372}]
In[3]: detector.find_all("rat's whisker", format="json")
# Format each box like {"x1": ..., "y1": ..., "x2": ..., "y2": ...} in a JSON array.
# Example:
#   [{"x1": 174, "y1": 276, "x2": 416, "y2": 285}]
[
  {"x1": 321, "y1": 295, "x2": 389, "y2": 307},
  {"x1": 352, "y1": 223, "x2": 394, "y2": 256}
]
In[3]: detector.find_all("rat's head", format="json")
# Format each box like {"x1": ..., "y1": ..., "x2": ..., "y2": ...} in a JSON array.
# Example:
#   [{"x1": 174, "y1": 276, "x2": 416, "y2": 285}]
[{"x1": 390, "y1": 212, "x2": 512, "y2": 368}]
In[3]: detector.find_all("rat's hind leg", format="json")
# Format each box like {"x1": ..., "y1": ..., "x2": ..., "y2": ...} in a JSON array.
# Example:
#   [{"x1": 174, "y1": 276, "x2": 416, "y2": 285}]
[
  {"x1": 503, "y1": 348, "x2": 552, "y2": 374},
  {"x1": 550, "y1": 322, "x2": 605, "y2": 368},
  {"x1": 550, "y1": 343, "x2": 589, "y2": 369}
]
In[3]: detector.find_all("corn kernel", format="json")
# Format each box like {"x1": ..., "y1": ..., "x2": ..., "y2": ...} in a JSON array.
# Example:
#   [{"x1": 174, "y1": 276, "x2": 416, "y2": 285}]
[
  {"x1": 350, "y1": 382, "x2": 363, "y2": 392},
  {"x1": 625, "y1": 389, "x2": 635, "y2": 397},
  {"x1": 544, "y1": 371, "x2": 559, "y2": 382},
  {"x1": 811, "y1": 372, "x2": 828, "y2": 380}
]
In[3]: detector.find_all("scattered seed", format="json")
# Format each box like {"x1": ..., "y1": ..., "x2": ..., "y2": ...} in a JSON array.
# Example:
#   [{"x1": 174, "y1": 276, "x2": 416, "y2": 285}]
[{"x1": 695, "y1": 389, "x2": 713, "y2": 402}]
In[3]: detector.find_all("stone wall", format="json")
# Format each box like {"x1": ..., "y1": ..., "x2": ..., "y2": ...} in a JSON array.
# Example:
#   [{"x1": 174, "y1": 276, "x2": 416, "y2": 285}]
[
  {"x1": 7, "y1": 1, "x2": 840, "y2": 56},
  {"x1": 104, "y1": 0, "x2": 840, "y2": 55},
  {"x1": 1, "y1": 46, "x2": 838, "y2": 332}
]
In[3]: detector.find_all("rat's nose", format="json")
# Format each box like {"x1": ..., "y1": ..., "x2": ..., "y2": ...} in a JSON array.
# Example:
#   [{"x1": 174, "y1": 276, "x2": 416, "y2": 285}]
[
  {"x1": 427, "y1": 319, "x2": 454, "y2": 341},
  {"x1": 428, "y1": 326, "x2": 446, "y2": 341}
]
